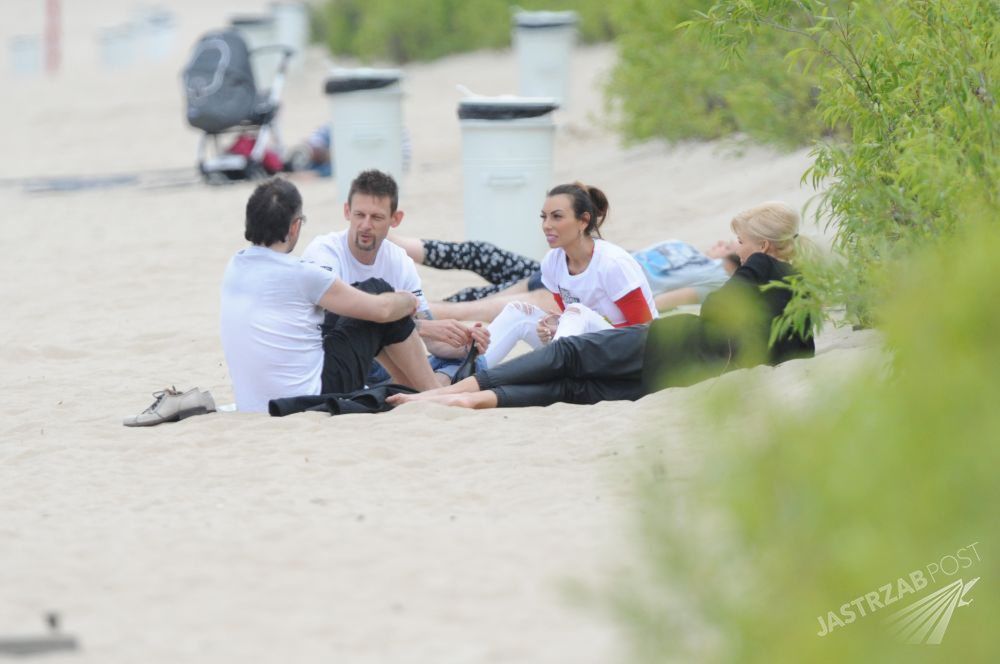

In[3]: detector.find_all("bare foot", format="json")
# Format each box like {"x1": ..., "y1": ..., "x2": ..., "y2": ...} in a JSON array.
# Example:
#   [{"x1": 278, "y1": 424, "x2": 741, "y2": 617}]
[
  {"x1": 388, "y1": 391, "x2": 497, "y2": 409},
  {"x1": 387, "y1": 392, "x2": 422, "y2": 406}
]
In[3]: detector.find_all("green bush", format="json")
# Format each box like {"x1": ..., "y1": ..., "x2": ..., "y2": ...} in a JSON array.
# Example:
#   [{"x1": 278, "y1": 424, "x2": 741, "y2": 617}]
[
  {"x1": 313, "y1": 0, "x2": 617, "y2": 63},
  {"x1": 611, "y1": 214, "x2": 1000, "y2": 662},
  {"x1": 603, "y1": 5, "x2": 1000, "y2": 659},
  {"x1": 673, "y1": 0, "x2": 998, "y2": 336},
  {"x1": 606, "y1": 0, "x2": 830, "y2": 147}
]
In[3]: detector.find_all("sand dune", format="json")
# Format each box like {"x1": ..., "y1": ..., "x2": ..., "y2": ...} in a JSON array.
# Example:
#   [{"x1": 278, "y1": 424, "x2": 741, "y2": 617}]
[{"x1": 0, "y1": 1, "x2": 877, "y2": 661}]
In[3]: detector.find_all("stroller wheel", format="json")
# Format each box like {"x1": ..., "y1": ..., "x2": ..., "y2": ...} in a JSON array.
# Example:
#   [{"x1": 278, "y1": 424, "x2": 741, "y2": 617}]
[
  {"x1": 202, "y1": 170, "x2": 231, "y2": 186},
  {"x1": 246, "y1": 162, "x2": 269, "y2": 181}
]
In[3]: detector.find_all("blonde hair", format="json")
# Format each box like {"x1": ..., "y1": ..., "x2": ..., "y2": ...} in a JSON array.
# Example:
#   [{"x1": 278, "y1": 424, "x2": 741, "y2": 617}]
[{"x1": 730, "y1": 201, "x2": 802, "y2": 262}]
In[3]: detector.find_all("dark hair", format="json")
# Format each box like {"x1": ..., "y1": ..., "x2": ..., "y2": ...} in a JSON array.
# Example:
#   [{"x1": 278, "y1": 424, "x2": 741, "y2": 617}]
[
  {"x1": 245, "y1": 177, "x2": 302, "y2": 246},
  {"x1": 348, "y1": 169, "x2": 399, "y2": 213},
  {"x1": 546, "y1": 182, "x2": 609, "y2": 237}
]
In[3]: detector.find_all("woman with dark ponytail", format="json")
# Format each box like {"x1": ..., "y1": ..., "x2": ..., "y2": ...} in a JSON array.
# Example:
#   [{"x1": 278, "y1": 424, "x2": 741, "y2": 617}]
[
  {"x1": 480, "y1": 182, "x2": 657, "y2": 368},
  {"x1": 388, "y1": 201, "x2": 815, "y2": 411}
]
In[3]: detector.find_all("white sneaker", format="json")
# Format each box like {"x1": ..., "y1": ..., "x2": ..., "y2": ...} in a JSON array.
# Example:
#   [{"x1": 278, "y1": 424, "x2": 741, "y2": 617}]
[{"x1": 123, "y1": 387, "x2": 217, "y2": 427}]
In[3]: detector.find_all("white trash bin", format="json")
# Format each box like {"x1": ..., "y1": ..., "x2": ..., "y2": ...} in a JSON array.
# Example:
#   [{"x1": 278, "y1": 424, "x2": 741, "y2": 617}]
[
  {"x1": 270, "y1": 1, "x2": 309, "y2": 72},
  {"x1": 513, "y1": 10, "x2": 578, "y2": 107},
  {"x1": 229, "y1": 15, "x2": 281, "y2": 88},
  {"x1": 98, "y1": 24, "x2": 138, "y2": 71},
  {"x1": 10, "y1": 36, "x2": 43, "y2": 77},
  {"x1": 325, "y1": 68, "x2": 405, "y2": 203},
  {"x1": 137, "y1": 8, "x2": 176, "y2": 63},
  {"x1": 459, "y1": 97, "x2": 559, "y2": 261}
]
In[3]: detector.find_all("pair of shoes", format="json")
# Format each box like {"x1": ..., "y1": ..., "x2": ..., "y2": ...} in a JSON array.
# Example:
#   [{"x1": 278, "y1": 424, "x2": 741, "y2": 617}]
[
  {"x1": 451, "y1": 346, "x2": 479, "y2": 385},
  {"x1": 123, "y1": 387, "x2": 217, "y2": 427}
]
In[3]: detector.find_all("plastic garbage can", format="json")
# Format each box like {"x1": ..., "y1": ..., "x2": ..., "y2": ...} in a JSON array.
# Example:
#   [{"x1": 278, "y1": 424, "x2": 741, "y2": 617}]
[
  {"x1": 230, "y1": 15, "x2": 281, "y2": 88},
  {"x1": 98, "y1": 25, "x2": 138, "y2": 71},
  {"x1": 458, "y1": 96, "x2": 559, "y2": 261},
  {"x1": 139, "y1": 8, "x2": 176, "y2": 62},
  {"x1": 513, "y1": 10, "x2": 578, "y2": 106},
  {"x1": 271, "y1": 1, "x2": 308, "y2": 72},
  {"x1": 10, "y1": 36, "x2": 43, "y2": 76},
  {"x1": 325, "y1": 68, "x2": 405, "y2": 202}
]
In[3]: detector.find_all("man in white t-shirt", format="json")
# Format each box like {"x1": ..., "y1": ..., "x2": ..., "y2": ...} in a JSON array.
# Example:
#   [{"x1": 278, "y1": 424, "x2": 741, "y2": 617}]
[
  {"x1": 301, "y1": 169, "x2": 489, "y2": 385},
  {"x1": 220, "y1": 178, "x2": 441, "y2": 413}
]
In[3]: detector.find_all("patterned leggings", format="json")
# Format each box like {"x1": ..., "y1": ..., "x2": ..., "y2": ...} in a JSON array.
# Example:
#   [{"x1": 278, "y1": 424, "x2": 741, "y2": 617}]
[{"x1": 421, "y1": 239, "x2": 541, "y2": 302}]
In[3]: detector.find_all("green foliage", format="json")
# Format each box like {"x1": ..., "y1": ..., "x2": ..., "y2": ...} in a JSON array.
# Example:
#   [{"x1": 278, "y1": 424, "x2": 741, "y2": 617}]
[
  {"x1": 606, "y1": 0, "x2": 831, "y2": 147},
  {"x1": 313, "y1": 0, "x2": 617, "y2": 63},
  {"x1": 604, "y1": 4, "x2": 1000, "y2": 659},
  {"x1": 687, "y1": 0, "x2": 999, "y2": 332},
  {"x1": 612, "y1": 217, "x2": 1000, "y2": 662}
]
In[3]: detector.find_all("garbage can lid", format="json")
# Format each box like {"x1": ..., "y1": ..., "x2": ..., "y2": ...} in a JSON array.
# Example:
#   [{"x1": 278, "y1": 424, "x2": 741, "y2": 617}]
[
  {"x1": 325, "y1": 67, "x2": 404, "y2": 94},
  {"x1": 458, "y1": 96, "x2": 560, "y2": 120},
  {"x1": 230, "y1": 14, "x2": 275, "y2": 27},
  {"x1": 513, "y1": 10, "x2": 579, "y2": 29}
]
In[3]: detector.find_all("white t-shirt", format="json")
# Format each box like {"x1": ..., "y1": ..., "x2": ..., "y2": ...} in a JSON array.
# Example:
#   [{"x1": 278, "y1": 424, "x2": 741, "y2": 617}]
[
  {"x1": 301, "y1": 230, "x2": 430, "y2": 316},
  {"x1": 220, "y1": 245, "x2": 337, "y2": 413},
  {"x1": 540, "y1": 239, "x2": 658, "y2": 326}
]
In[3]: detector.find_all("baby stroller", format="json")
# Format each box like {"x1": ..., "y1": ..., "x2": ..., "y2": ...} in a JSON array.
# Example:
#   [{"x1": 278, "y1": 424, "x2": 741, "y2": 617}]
[{"x1": 182, "y1": 29, "x2": 293, "y2": 183}]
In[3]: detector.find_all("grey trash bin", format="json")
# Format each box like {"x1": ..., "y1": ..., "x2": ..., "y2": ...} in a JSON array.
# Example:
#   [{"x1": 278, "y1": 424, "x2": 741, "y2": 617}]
[
  {"x1": 459, "y1": 97, "x2": 559, "y2": 261},
  {"x1": 325, "y1": 68, "x2": 405, "y2": 203},
  {"x1": 513, "y1": 10, "x2": 578, "y2": 107},
  {"x1": 230, "y1": 15, "x2": 281, "y2": 87}
]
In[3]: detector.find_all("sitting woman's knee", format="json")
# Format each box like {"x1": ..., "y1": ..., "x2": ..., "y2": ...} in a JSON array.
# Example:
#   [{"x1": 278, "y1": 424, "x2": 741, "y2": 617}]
[{"x1": 504, "y1": 301, "x2": 538, "y2": 316}]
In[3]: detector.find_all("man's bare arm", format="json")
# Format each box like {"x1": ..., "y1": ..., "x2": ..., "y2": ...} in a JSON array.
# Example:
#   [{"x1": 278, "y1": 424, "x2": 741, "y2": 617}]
[{"x1": 318, "y1": 280, "x2": 417, "y2": 323}]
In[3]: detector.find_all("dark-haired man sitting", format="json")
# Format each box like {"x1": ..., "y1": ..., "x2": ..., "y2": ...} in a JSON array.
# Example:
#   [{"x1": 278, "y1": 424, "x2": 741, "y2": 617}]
[{"x1": 220, "y1": 178, "x2": 439, "y2": 413}]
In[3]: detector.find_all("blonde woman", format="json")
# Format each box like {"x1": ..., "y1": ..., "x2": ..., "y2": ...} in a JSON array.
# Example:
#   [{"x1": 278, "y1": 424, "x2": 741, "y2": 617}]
[{"x1": 388, "y1": 201, "x2": 815, "y2": 410}]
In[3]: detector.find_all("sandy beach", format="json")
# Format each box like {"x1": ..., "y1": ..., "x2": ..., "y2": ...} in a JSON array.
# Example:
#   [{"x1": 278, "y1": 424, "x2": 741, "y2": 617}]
[{"x1": 0, "y1": 1, "x2": 880, "y2": 661}]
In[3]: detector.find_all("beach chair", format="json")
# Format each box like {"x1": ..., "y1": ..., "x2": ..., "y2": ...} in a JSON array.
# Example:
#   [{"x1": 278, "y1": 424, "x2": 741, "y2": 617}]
[{"x1": 182, "y1": 29, "x2": 292, "y2": 183}]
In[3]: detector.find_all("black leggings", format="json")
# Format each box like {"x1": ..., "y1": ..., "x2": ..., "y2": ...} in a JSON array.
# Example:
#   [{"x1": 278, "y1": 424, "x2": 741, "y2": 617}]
[
  {"x1": 471, "y1": 314, "x2": 732, "y2": 408},
  {"x1": 474, "y1": 326, "x2": 649, "y2": 407},
  {"x1": 421, "y1": 239, "x2": 542, "y2": 301}
]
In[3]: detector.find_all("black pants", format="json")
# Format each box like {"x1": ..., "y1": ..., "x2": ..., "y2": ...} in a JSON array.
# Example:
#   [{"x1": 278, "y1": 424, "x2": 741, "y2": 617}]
[
  {"x1": 471, "y1": 315, "x2": 733, "y2": 408},
  {"x1": 474, "y1": 326, "x2": 649, "y2": 407},
  {"x1": 320, "y1": 278, "x2": 415, "y2": 394}
]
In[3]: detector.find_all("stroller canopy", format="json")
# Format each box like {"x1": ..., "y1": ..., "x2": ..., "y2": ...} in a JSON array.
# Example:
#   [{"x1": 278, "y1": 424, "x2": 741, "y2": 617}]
[{"x1": 183, "y1": 30, "x2": 260, "y2": 135}]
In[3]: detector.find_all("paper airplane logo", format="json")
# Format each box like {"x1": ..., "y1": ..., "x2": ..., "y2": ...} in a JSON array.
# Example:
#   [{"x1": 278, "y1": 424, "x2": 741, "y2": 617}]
[{"x1": 885, "y1": 577, "x2": 979, "y2": 644}]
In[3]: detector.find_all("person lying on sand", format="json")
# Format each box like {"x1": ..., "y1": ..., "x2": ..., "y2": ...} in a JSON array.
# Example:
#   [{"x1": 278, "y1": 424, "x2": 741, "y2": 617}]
[
  {"x1": 390, "y1": 230, "x2": 741, "y2": 324},
  {"x1": 300, "y1": 169, "x2": 489, "y2": 386},
  {"x1": 387, "y1": 201, "x2": 815, "y2": 410},
  {"x1": 219, "y1": 178, "x2": 440, "y2": 413}
]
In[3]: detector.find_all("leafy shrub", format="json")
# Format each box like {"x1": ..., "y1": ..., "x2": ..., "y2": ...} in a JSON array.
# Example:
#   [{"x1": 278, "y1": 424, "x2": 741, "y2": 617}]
[
  {"x1": 603, "y1": 4, "x2": 999, "y2": 659},
  {"x1": 611, "y1": 214, "x2": 1000, "y2": 662},
  {"x1": 606, "y1": 0, "x2": 830, "y2": 147},
  {"x1": 313, "y1": 0, "x2": 617, "y2": 63},
  {"x1": 610, "y1": 1, "x2": 998, "y2": 331}
]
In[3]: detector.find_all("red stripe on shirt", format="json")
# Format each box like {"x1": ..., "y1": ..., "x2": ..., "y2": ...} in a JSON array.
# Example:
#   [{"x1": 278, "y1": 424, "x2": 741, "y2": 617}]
[{"x1": 614, "y1": 287, "x2": 654, "y2": 326}]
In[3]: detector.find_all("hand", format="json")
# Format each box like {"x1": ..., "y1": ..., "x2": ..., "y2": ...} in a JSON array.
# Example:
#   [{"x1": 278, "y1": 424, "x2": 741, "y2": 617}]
[
  {"x1": 417, "y1": 318, "x2": 475, "y2": 349},
  {"x1": 399, "y1": 291, "x2": 419, "y2": 317},
  {"x1": 468, "y1": 322, "x2": 490, "y2": 353},
  {"x1": 536, "y1": 313, "x2": 560, "y2": 344}
]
